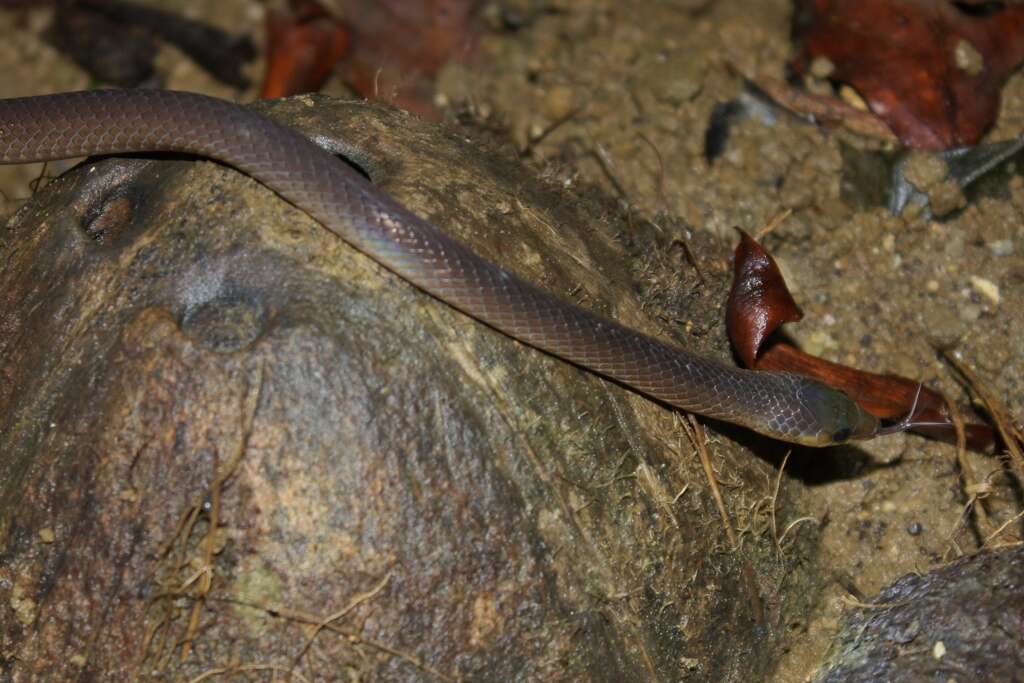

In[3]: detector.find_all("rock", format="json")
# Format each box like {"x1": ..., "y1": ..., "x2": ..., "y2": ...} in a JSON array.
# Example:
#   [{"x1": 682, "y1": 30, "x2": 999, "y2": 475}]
[
  {"x1": 542, "y1": 83, "x2": 576, "y2": 121},
  {"x1": 813, "y1": 546, "x2": 1024, "y2": 682},
  {"x1": 988, "y1": 238, "x2": 1014, "y2": 257},
  {"x1": 902, "y1": 151, "x2": 948, "y2": 192},
  {"x1": 969, "y1": 275, "x2": 1000, "y2": 306},
  {"x1": 0, "y1": 96, "x2": 799, "y2": 681},
  {"x1": 647, "y1": 52, "x2": 705, "y2": 106}
]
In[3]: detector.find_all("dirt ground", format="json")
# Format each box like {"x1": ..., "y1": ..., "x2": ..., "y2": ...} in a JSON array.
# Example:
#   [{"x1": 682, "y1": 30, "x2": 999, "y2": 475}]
[{"x1": 0, "y1": 1, "x2": 1021, "y2": 680}]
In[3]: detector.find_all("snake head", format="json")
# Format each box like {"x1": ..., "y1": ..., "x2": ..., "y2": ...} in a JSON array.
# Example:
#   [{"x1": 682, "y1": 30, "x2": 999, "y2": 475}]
[{"x1": 797, "y1": 381, "x2": 880, "y2": 447}]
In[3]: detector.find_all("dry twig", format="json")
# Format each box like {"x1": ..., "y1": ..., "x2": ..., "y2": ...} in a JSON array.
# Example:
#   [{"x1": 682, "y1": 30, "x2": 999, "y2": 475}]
[{"x1": 680, "y1": 414, "x2": 764, "y2": 624}]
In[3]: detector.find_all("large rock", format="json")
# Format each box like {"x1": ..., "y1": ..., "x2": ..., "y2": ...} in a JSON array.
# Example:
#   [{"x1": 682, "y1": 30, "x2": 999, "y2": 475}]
[
  {"x1": 0, "y1": 96, "x2": 806, "y2": 681},
  {"x1": 814, "y1": 545, "x2": 1024, "y2": 683}
]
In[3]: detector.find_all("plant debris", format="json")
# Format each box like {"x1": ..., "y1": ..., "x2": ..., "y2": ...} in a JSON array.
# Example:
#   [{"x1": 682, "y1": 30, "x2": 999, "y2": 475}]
[
  {"x1": 791, "y1": 0, "x2": 1024, "y2": 150},
  {"x1": 261, "y1": 0, "x2": 349, "y2": 99},
  {"x1": 76, "y1": 0, "x2": 255, "y2": 88},
  {"x1": 726, "y1": 228, "x2": 994, "y2": 448},
  {"x1": 331, "y1": 0, "x2": 484, "y2": 119}
]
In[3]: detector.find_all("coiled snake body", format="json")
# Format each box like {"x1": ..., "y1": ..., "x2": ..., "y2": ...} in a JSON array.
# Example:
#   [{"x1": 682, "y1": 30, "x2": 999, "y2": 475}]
[{"x1": 0, "y1": 90, "x2": 880, "y2": 446}]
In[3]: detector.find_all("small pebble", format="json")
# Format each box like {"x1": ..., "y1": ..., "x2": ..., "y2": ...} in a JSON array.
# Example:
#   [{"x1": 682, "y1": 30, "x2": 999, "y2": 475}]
[
  {"x1": 969, "y1": 275, "x2": 1000, "y2": 306},
  {"x1": 803, "y1": 330, "x2": 838, "y2": 356},
  {"x1": 928, "y1": 180, "x2": 966, "y2": 217},
  {"x1": 647, "y1": 56, "x2": 704, "y2": 105},
  {"x1": 955, "y1": 38, "x2": 984, "y2": 76},
  {"x1": 901, "y1": 201, "x2": 925, "y2": 222},
  {"x1": 988, "y1": 239, "x2": 1014, "y2": 257},
  {"x1": 810, "y1": 56, "x2": 835, "y2": 79},
  {"x1": 907, "y1": 522, "x2": 922, "y2": 536},
  {"x1": 543, "y1": 84, "x2": 576, "y2": 121},
  {"x1": 861, "y1": 430, "x2": 906, "y2": 464},
  {"x1": 903, "y1": 151, "x2": 947, "y2": 191},
  {"x1": 959, "y1": 303, "x2": 982, "y2": 322},
  {"x1": 944, "y1": 233, "x2": 966, "y2": 259},
  {"x1": 925, "y1": 280, "x2": 940, "y2": 293},
  {"x1": 838, "y1": 84, "x2": 868, "y2": 111},
  {"x1": 928, "y1": 305, "x2": 963, "y2": 346},
  {"x1": 38, "y1": 528, "x2": 55, "y2": 543}
]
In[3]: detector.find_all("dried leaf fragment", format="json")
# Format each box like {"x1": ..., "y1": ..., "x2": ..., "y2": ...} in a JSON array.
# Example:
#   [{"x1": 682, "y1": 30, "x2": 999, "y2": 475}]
[{"x1": 791, "y1": 0, "x2": 1024, "y2": 150}]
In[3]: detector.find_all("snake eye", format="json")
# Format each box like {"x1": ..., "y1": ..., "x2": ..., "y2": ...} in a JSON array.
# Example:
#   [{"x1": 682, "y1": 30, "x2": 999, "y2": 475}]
[{"x1": 831, "y1": 427, "x2": 852, "y2": 443}]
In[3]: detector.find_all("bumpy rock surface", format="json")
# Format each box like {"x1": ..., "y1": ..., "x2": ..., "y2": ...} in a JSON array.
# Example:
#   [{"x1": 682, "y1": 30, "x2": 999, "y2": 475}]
[
  {"x1": 0, "y1": 97, "x2": 802, "y2": 681},
  {"x1": 815, "y1": 545, "x2": 1024, "y2": 682}
]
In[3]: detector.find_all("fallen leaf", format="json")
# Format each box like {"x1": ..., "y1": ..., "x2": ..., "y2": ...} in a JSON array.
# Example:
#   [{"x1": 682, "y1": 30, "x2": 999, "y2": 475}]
[
  {"x1": 333, "y1": 0, "x2": 484, "y2": 119},
  {"x1": 749, "y1": 76, "x2": 899, "y2": 144},
  {"x1": 261, "y1": 0, "x2": 350, "y2": 99},
  {"x1": 726, "y1": 228, "x2": 994, "y2": 448},
  {"x1": 726, "y1": 229, "x2": 802, "y2": 369},
  {"x1": 791, "y1": 0, "x2": 1024, "y2": 150}
]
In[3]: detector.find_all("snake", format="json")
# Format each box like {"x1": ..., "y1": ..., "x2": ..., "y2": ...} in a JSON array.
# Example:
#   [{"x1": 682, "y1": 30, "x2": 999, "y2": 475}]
[{"x1": 0, "y1": 89, "x2": 883, "y2": 446}]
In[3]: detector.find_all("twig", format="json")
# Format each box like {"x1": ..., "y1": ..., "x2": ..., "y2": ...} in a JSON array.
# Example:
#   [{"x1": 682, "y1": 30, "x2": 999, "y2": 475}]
[
  {"x1": 769, "y1": 450, "x2": 791, "y2": 553},
  {"x1": 28, "y1": 161, "x2": 55, "y2": 195},
  {"x1": 748, "y1": 75, "x2": 899, "y2": 144},
  {"x1": 942, "y1": 389, "x2": 992, "y2": 537},
  {"x1": 648, "y1": 216, "x2": 706, "y2": 283},
  {"x1": 777, "y1": 517, "x2": 818, "y2": 549},
  {"x1": 636, "y1": 131, "x2": 667, "y2": 212},
  {"x1": 682, "y1": 416, "x2": 736, "y2": 547},
  {"x1": 212, "y1": 596, "x2": 457, "y2": 682},
  {"x1": 981, "y1": 509, "x2": 1024, "y2": 549},
  {"x1": 291, "y1": 572, "x2": 393, "y2": 667},
  {"x1": 180, "y1": 364, "x2": 265, "y2": 661},
  {"x1": 681, "y1": 414, "x2": 764, "y2": 624},
  {"x1": 754, "y1": 208, "x2": 793, "y2": 242},
  {"x1": 764, "y1": 451, "x2": 818, "y2": 551},
  {"x1": 943, "y1": 350, "x2": 1024, "y2": 481},
  {"x1": 839, "y1": 596, "x2": 913, "y2": 610},
  {"x1": 187, "y1": 663, "x2": 312, "y2": 683},
  {"x1": 523, "y1": 105, "x2": 585, "y2": 154},
  {"x1": 591, "y1": 143, "x2": 630, "y2": 202}
]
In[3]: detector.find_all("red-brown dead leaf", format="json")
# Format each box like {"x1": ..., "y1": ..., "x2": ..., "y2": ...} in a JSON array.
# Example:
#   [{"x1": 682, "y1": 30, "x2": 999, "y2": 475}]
[
  {"x1": 752, "y1": 76, "x2": 899, "y2": 144},
  {"x1": 334, "y1": 0, "x2": 483, "y2": 119},
  {"x1": 726, "y1": 229, "x2": 803, "y2": 369},
  {"x1": 756, "y1": 341, "x2": 993, "y2": 449},
  {"x1": 261, "y1": 0, "x2": 350, "y2": 99},
  {"x1": 791, "y1": 0, "x2": 1024, "y2": 150},
  {"x1": 727, "y1": 229, "x2": 993, "y2": 448}
]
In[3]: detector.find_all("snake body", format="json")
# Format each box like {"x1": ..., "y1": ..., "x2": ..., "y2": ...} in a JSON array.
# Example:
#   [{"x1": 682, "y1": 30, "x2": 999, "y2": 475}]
[{"x1": 0, "y1": 90, "x2": 880, "y2": 446}]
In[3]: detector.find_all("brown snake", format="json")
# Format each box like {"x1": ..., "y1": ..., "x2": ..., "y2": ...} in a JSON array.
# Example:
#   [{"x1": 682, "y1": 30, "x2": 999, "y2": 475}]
[{"x1": 0, "y1": 90, "x2": 883, "y2": 446}]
